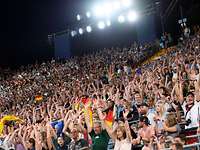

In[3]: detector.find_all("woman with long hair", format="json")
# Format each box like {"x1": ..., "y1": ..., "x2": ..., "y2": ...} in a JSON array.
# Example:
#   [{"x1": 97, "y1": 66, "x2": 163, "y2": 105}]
[
  {"x1": 153, "y1": 101, "x2": 166, "y2": 137},
  {"x1": 99, "y1": 109, "x2": 132, "y2": 150},
  {"x1": 163, "y1": 112, "x2": 181, "y2": 138}
]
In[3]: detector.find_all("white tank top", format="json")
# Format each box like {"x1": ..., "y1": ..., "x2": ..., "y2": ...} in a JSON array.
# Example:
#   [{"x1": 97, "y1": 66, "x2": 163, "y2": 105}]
[{"x1": 114, "y1": 139, "x2": 132, "y2": 150}]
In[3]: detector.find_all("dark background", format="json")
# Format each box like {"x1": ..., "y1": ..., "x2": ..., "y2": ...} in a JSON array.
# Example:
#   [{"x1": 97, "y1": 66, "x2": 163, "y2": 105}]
[{"x1": 0, "y1": 0, "x2": 199, "y2": 68}]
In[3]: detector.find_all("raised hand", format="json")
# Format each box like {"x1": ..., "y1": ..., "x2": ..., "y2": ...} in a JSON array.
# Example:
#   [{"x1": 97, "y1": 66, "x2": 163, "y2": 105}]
[
  {"x1": 99, "y1": 112, "x2": 106, "y2": 121},
  {"x1": 123, "y1": 109, "x2": 129, "y2": 119}
]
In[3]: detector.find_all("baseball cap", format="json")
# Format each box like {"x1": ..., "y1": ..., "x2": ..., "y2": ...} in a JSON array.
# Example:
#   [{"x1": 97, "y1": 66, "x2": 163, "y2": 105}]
[
  {"x1": 139, "y1": 116, "x2": 150, "y2": 125},
  {"x1": 140, "y1": 102, "x2": 149, "y2": 107}
]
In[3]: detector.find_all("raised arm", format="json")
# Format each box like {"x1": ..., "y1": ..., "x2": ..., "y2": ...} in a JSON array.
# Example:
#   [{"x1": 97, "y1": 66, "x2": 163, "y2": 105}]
[
  {"x1": 62, "y1": 112, "x2": 72, "y2": 133},
  {"x1": 77, "y1": 115, "x2": 87, "y2": 134},
  {"x1": 22, "y1": 127, "x2": 29, "y2": 150},
  {"x1": 32, "y1": 107, "x2": 36, "y2": 124},
  {"x1": 60, "y1": 107, "x2": 65, "y2": 120},
  {"x1": 174, "y1": 79, "x2": 184, "y2": 104},
  {"x1": 49, "y1": 103, "x2": 55, "y2": 122},
  {"x1": 8, "y1": 128, "x2": 20, "y2": 144},
  {"x1": 96, "y1": 105, "x2": 107, "y2": 130},
  {"x1": 123, "y1": 110, "x2": 133, "y2": 142},
  {"x1": 98, "y1": 110, "x2": 116, "y2": 140},
  {"x1": 178, "y1": 75, "x2": 184, "y2": 104},
  {"x1": 194, "y1": 74, "x2": 200, "y2": 101},
  {"x1": 84, "y1": 107, "x2": 93, "y2": 133},
  {"x1": 33, "y1": 124, "x2": 43, "y2": 150},
  {"x1": 46, "y1": 122, "x2": 54, "y2": 150},
  {"x1": 171, "y1": 83, "x2": 176, "y2": 102}
]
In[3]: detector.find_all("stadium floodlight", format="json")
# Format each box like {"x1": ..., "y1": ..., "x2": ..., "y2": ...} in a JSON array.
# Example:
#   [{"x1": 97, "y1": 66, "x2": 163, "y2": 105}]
[
  {"x1": 94, "y1": 2, "x2": 113, "y2": 18},
  {"x1": 121, "y1": 0, "x2": 132, "y2": 7},
  {"x1": 71, "y1": 31, "x2": 77, "y2": 37},
  {"x1": 127, "y1": 11, "x2": 138, "y2": 22},
  {"x1": 86, "y1": 12, "x2": 91, "y2": 18},
  {"x1": 86, "y1": 26, "x2": 92, "y2": 32},
  {"x1": 106, "y1": 20, "x2": 111, "y2": 27},
  {"x1": 79, "y1": 28, "x2": 83, "y2": 34},
  {"x1": 98, "y1": 21, "x2": 105, "y2": 29},
  {"x1": 77, "y1": 14, "x2": 81, "y2": 21},
  {"x1": 118, "y1": 15, "x2": 125, "y2": 23}
]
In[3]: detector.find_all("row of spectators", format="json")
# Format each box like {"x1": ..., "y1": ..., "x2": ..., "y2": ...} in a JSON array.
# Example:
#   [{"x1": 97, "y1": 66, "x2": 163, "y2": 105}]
[{"x1": 0, "y1": 27, "x2": 200, "y2": 150}]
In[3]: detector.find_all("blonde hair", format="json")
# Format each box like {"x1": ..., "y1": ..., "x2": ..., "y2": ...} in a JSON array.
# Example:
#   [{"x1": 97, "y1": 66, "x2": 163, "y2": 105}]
[
  {"x1": 156, "y1": 100, "x2": 165, "y2": 117},
  {"x1": 124, "y1": 101, "x2": 131, "y2": 110},
  {"x1": 166, "y1": 112, "x2": 177, "y2": 127}
]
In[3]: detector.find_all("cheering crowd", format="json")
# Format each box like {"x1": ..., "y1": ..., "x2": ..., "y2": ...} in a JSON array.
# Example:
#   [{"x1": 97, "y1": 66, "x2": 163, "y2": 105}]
[{"x1": 0, "y1": 26, "x2": 200, "y2": 150}]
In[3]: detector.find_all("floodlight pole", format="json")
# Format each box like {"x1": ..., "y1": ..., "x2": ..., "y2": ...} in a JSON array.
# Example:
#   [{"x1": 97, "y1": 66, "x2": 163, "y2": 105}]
[{"x1": 179, "y1": 4, "x2": 183, "y2": 19}]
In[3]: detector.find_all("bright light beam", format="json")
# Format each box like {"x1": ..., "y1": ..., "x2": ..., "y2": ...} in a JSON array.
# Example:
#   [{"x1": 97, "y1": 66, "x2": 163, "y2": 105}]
[
  {"x1": 127, "y1": 11, "x2": 138, "y2": 22},
  {"x1": 104, "y1": 2, "x2": 113, "y2": 17},
  {"x1": 121, "y1": 0, "x2": 132, "y2": 7},
  {"x1": 93, "y1": 5, "x2": 104, "y2": 17},
  {"x1": 113, "y1": 1, "x2": 121, "y2": 10}
]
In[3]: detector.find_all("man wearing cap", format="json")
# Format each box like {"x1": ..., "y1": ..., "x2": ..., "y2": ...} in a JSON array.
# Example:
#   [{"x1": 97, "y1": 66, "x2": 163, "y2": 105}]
[{"x1": 132, "y1": 116, "x2": 155, "y2": 149}]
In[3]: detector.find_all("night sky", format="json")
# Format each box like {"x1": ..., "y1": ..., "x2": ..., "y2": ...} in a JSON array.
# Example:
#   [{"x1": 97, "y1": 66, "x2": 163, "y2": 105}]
[
  {"x1": 0, "y1": 0, "x2": 77, "y2": 67},
  {"x1": 0, "y1": 0, "x2": 199, "y2": 68}
]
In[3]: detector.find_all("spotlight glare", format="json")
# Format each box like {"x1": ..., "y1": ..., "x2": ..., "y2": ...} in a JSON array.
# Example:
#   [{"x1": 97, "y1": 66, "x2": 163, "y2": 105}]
[
  {"x1": 106, "y1": 20, "x2": 111, "y2": 26},
  {"x1": 94, "y1": 5, "x2": 104, "y2": 17},
  {"x1": 121, "y1": 0, "x2": 132, "y2": 7},
  {"x1": 86, "y1": 26, "x2": 92, "y2": 32},
  {"x1": 79, "y1": 28, "x2": 83, "y2": 34},
  {"x1": 98, "y1": 21, "x2": 105, "y2": 29},
  {"x1": 113, "y1": 1, "x2": 121, "y2": 10},
  {"x1": 118, "y1": 15, "x2": 125, "y2": 23},
  {"x1": 86, "y1": 12, "x2": 91, "y2": 18},
  {"x1": 127, "y1": 11, "x2": 138, "y2": 22},
  {"x1": 104, "y1": 3, "x2": 113, "y2": 17},
  {"x1": 77, "y1": 14, "x2": 81, "y2": 21}
]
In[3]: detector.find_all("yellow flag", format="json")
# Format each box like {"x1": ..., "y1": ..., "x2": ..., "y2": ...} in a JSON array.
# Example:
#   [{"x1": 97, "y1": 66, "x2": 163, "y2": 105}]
[{"x1": 0, "y1": 115, "x2": 22, "y2": 135}]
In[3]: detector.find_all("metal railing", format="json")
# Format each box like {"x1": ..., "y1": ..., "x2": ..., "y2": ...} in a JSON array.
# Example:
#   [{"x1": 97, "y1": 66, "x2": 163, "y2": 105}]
[
  {"x1": 164, "y1": 143, "x2": 200, "y2": 150},
  {"x1": 161, "y1": 134, "x2": 200, "y2": 150}
]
